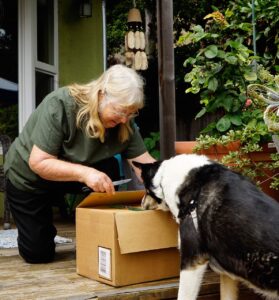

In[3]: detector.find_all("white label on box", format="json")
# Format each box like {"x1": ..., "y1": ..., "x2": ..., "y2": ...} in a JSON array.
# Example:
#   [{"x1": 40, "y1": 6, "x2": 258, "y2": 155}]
[{"x1": 98, "y1": 247, "x2": 111, "y2": 280}]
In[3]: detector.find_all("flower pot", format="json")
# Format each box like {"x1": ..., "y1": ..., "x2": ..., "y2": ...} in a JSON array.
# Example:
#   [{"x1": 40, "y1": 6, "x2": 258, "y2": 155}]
[
  {"x1": 175, "y1": 141, "x2": 279, "y2": 201},
  {"x1": 175, "y1": 141, "x2": 241, "y2": 160}
]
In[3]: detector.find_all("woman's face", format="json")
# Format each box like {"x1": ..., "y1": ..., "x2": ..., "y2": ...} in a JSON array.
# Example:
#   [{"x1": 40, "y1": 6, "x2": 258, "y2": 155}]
[{"x1": 98, "y1": 93, "x2": 139, "y2": 128}]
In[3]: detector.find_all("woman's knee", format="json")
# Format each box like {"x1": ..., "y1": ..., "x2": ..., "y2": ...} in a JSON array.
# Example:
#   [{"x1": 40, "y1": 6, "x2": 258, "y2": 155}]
[{"x1": 18, "y1": 238, "x2": 56, "y2": 264}]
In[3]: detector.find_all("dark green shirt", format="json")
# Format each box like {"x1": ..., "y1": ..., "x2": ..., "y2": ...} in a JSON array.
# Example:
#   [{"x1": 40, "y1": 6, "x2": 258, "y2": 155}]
[{"x1": 4, "y1": 87, "x2": 146, "y2": 192}]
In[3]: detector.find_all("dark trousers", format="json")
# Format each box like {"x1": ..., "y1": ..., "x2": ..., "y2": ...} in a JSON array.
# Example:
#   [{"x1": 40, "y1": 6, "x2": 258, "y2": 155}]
[{"x1": 7, "y1": 157, "x2": 120, "y2": 264}]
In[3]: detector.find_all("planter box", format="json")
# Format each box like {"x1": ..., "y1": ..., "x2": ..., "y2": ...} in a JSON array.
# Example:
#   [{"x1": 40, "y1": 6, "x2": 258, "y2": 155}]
[{"x1": 175, "y1": 141, "x2": 279, "y2": 201}]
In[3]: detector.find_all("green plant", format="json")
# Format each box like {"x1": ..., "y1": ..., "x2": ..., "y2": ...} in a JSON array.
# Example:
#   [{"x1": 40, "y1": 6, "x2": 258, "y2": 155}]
[
  {"x1": 195, "y1": 130, "x2": 279, "y2": 190},
  {"x1": 176, "y1": 5, "x2": 279, "y2": 191},
  {"x1": 193, "y1": 68, "x2": 279, "y2": 191},
  {"x1": 177, "y1": 12, "x2": 259, "y2": 136},
  {"x1": 0, "y1": 104, "x2": 18, "y2": 141},
  {"x1": 143, "y1": 131, "x2": 160, "y2": 160},
  {"x1": 226, "y1": 0, "x2": 279, "y2": 71}
]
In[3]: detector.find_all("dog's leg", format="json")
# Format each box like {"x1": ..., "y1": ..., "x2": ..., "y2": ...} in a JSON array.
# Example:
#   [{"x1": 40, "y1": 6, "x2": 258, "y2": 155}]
[
  {"x1": 220, "y1": 274, "x2": 238, "y2": 300},
  {"x1": 177, "y1": 262, "x2": 208, "y2": 300}
]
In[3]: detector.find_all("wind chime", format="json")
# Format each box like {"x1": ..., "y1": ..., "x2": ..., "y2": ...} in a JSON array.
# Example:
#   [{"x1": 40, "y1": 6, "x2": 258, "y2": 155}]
[{"x1": 124, "y1": 1, "x2": 148, "y2": 71}]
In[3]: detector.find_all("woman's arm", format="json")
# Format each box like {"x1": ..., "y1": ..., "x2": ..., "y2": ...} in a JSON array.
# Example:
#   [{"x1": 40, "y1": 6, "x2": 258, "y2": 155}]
[{"x1": 29, "y1": 145, "x2": 116, "y2": 194}]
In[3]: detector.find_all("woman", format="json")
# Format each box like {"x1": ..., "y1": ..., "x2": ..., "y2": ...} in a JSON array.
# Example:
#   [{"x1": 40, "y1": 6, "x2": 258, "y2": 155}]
[{"x1": 4, "y1": 64, "x2": 155, "y2": 263}]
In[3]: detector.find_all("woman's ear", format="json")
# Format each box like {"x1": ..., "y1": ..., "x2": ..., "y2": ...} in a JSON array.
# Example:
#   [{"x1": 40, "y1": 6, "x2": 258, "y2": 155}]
[{"x1": 98, "y1": 90, "x2": 105, "y2": 101}]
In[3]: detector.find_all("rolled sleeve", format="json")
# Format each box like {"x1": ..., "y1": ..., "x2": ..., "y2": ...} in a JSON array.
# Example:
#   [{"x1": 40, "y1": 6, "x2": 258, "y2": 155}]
[{"x1": 31, "y1": 98, "x2": 66, "y2": 156}]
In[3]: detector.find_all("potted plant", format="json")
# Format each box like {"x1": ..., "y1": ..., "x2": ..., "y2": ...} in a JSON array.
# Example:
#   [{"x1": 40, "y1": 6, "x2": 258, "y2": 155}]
[{"x1": 175, "y1": 11, "x2": 279, "y2": 199}]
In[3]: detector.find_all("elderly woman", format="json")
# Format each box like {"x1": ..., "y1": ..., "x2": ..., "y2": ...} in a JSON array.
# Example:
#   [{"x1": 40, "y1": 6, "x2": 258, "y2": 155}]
[{"x1": 4, "y1": 64, "x2": 155, "y2": 263}]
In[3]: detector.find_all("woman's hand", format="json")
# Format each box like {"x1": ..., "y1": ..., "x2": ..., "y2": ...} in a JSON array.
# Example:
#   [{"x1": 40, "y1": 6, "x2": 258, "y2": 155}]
[{"x1": 82, "y1": 168, "x2": 115, "y2": 194}]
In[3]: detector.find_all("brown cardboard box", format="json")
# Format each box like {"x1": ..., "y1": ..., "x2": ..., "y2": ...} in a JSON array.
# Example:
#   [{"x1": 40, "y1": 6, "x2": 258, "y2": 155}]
[{"x1": 76, "y1": 190, "x2": 180, "y2": 286}]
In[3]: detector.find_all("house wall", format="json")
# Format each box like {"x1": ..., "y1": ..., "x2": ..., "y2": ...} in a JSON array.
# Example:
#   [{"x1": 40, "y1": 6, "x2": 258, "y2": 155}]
[
  {"x1": 58, "y1": 0, "x2": 104, "y2": 86},
  {"x1": 0, "y1": 1, "x2": 105, "y2": 220}
]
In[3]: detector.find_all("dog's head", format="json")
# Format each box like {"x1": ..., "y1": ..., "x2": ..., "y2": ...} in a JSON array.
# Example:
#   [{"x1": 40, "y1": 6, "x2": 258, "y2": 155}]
[
  {"x1": 133, "y1": 154, "x2": 212, "y2": 220},
  {"x1": 132, "y1": 161, "x2": 169, "y2": 211}
]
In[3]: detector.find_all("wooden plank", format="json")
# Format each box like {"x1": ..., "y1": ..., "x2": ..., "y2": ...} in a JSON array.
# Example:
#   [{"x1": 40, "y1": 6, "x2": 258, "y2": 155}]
[{"x1": 0, "y1": 218, "x2": 265, "y2": 300}]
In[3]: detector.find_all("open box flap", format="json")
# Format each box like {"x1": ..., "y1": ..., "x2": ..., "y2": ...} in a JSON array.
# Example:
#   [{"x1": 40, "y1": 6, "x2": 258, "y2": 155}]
[
  {"x1": 115, "y1": 210, "x2": 178, "y2": 254},
  {"x1": 77, "y1": 190, "x2": 145, "y2": 208}
]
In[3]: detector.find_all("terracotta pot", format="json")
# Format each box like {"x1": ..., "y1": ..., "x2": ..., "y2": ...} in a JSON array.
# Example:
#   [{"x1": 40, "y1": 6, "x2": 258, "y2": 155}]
[
  {"x1": 175, "y1": 141, "x2": 279, "y2": 201},
  {"x1": 175, "y1": 141, "x2": 241, "y2": 160}
]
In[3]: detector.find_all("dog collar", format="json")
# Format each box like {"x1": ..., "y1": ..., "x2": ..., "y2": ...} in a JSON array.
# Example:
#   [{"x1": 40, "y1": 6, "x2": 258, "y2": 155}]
[
  {"x1": 190, "y1": 208, "x2": 198, "y2": 230},
  {"x1": 178, "y1": 198, "x2": 198, "y2": 219}
]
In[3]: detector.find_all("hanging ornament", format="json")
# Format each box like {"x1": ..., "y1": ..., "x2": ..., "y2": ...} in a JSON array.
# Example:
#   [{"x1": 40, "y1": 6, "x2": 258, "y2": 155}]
[{"x1": 124, "y1": 4, "x2": 148, "y2": 71}]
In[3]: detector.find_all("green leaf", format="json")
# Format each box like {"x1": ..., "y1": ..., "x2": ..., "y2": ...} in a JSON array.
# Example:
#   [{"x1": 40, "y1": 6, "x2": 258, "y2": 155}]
[
  {"x1": 208, "y1": 78, "x2": 218, "y2": 91},
  {"x1": 225, "y1": 54, "x2": 238, "y2": 64},
  {"x1": 216, "y1": 116, "x2": 231, "y2": 132},
  {"x1": 244, "y1": 70, "x2": 257, "y2": 81},
  {"x1": 204, "y1": 45, "x2": 218, "y2": 59},
  {"x1": 217, "y1": 50, "x2": 226, "y2": 58},
  {"x1": 229, "y1": 114, "x2": 242, "y2": 126},
  {"x1": 195, "y1": 107, "x2": 207, "y2": 119},
  {"x1": 238, "y1": 23, "x2": 252, "y2": 32},
  {"x1": 184, "y1": 73, "x2": 193, "y2": 82},
  {"x1": 186, "y1": 86, "x2": 200, "y2": 94},
  {"x1": 227, "y1": 40, "x2": 242, "y2": 50},
  {"x1": 183, "y1": 57, "x2": 196, "y2": 67},
  {"x1": 237, "y1": 53, "x2": 246, "y2": 62}
]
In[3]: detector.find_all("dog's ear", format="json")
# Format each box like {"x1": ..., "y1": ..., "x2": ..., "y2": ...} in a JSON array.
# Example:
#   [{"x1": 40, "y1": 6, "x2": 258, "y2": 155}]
[
  {"x1": 132, "y1": 161, "x2": 144, "y2": 169},
  {"x1": 133, "y1": 161, "x2": 163, "y2": 181}
]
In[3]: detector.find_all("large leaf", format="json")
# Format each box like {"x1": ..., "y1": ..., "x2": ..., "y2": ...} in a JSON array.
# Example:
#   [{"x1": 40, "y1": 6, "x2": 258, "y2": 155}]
[
  {"x1": 244, "y1": 70, "x2": 257, "y2": 81},
  {"x1": 208, "y1": 77, "x2": 218, "y2": 91},
  {"x1": 204, "y1": 45, "x2": 218, "y2": 59},
  {"x1": 216, "y1": 115, "x2": 231, "y2": 132},
  {"x1": 195, "y1": 107, "x2": 207, "y2": 119},
  {"x1": 229, "y1": 114, "x2": 242, "y2": 126},
  {"x1": 225, "y1": 54, "x2": 238, "y2": 64}
]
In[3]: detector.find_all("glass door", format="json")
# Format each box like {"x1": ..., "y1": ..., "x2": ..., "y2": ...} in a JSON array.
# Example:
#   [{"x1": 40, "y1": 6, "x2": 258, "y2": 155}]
[
  {"x1": 0, "y1": 0, "x2": 18, "y2": 139},
  {"x1": 18, "y1": 0, "x2": 58, "y2": 131}
]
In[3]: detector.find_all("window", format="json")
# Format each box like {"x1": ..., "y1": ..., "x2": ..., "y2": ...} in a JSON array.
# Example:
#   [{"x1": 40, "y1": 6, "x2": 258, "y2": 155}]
[
  {"x1": 35, "y1": 0, "x2": 58, "y2": 105},
  {"x1": 18, "y1": 0, "x2": 58, "y2": 131}
]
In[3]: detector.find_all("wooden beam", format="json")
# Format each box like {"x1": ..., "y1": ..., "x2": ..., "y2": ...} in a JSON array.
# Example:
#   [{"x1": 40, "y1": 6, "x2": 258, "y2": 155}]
[{"x1": 156, "y1": 0, "x2": 176, "y2": 159}]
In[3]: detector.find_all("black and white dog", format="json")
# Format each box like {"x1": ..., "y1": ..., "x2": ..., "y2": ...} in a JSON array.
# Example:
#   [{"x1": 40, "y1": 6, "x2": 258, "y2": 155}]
[{"x1": 133, "y1": 154, "x2": 279, "y2": 300}]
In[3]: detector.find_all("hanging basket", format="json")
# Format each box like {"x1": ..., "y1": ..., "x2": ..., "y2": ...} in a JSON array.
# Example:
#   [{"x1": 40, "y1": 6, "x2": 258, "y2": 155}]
[{"x1": 263, "y1": 104, "x2": 279, "y2": 133}]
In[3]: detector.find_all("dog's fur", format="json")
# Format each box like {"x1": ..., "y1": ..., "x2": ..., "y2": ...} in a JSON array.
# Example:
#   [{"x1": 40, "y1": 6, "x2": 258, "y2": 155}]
[{"x1": 133, "y1": 154, "x2": 279, "y2": 300}]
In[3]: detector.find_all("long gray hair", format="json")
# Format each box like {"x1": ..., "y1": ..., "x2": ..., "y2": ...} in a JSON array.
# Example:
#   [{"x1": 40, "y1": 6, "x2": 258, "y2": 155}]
[{"x1": 68, "y1": 64, "x2": 145, "y2": 143}]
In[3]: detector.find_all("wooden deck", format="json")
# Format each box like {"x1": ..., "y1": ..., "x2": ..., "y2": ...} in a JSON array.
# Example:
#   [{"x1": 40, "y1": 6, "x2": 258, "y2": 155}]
[{"x1": 0, "y1": 216, "x2": 264, "y2": 300}]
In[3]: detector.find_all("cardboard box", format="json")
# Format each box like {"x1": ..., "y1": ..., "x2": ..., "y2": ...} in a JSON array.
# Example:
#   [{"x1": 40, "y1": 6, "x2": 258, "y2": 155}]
[{"x1": 76, "y1": 190, "x2": 180, "y2": 286}]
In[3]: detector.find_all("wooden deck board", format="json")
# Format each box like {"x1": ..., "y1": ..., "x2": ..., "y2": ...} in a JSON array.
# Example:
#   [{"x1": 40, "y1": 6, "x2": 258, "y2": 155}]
[{"x1": 0, "y1": 218, "x2": 264, "y2": 300}]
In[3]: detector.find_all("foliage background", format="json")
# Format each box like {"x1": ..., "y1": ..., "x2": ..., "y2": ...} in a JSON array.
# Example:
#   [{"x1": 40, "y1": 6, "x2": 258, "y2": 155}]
[{"x1": 106, "y1": 0, "x2": 278, "y2": 142}]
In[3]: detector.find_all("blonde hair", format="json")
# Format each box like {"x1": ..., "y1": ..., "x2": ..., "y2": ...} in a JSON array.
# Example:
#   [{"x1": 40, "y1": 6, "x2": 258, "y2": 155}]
[{"x1": 68, "y1": 64, "x2": 145, "y2": 143}]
